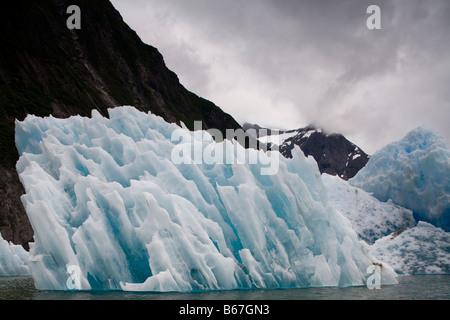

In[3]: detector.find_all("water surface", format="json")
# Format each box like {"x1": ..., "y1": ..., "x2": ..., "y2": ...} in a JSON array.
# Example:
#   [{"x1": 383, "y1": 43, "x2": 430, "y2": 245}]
[{"x1": 1, "y1": 275, "x2": 449, "y2": 300}]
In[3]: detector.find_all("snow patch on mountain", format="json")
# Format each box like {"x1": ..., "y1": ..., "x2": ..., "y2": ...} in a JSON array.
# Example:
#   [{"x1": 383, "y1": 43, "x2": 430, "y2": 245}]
[{"x1": 243, "y1": 123, "x2": 369, "y2": 181}]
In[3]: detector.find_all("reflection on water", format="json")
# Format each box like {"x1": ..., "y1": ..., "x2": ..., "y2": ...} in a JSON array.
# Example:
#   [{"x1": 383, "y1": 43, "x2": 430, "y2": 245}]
[{"x1": 1, "y1": 275, "x2": 449, "y2": 300}]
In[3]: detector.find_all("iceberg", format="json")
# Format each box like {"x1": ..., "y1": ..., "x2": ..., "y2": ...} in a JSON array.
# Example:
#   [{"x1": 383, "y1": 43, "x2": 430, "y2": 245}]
[
  {"x1": 0, "y1": 232, "x2": 30, "y2": 276},
  {"x1": 323, "y1": 174, "x2": 416, "y2": 244},
  {"x1": 16, "y1": 106, "x2": 397, "y2": 291},
  {"x1": 371, "y1": 222, "x2": 450, "y2": 275},
  {"x1": 350, "y1": 127, "x2": 450, "y2": 231}
]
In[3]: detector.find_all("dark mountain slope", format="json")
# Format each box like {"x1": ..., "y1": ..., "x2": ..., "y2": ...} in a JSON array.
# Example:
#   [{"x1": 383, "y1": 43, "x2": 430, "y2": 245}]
[
  {"x1": 0, "y1": 0, "x2": 240, "y2": 247},
  {"x1": 243, "y1": 123, "x2": 369, "y2": 181},
  {"x1": 279, "y1": 127, "x2": 369, "y2": 180}
]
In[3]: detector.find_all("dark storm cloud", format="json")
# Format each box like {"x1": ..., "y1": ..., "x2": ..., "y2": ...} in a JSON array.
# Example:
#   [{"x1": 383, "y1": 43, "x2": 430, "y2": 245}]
[{"x1": 111, "y1": 0, "x2": 450, "y2": 153}]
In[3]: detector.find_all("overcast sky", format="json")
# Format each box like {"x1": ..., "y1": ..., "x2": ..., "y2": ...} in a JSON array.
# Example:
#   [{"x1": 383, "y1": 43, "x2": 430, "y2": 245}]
[{"x1": 111, "y1": 0, "x2": 449, "y2": 154}]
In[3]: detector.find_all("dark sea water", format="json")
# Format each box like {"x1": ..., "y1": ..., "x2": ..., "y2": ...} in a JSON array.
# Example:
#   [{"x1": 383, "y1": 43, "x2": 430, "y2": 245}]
[{"x1": 0, "y1": 275, "x2": 449, "y2": 300}]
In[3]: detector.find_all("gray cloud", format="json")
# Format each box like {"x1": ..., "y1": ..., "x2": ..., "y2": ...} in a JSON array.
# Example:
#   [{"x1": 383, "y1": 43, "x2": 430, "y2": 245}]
[{"x1": 111, "y1": 0, "x2": 450, "y2": 153}]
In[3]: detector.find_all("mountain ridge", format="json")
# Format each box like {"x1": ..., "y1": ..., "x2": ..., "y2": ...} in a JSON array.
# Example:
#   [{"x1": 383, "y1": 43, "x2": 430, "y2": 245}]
[{"x1": 243, "y1": 122, "x2": 369, "y2": 180}]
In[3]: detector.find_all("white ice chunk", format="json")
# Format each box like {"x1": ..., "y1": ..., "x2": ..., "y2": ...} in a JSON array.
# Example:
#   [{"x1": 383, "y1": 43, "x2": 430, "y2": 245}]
[
  {"x1": 371, "y1": 221, "x2": 450, "y2": 275},
  {"x1": 350, "y1": 127, "x2": 450, "y2": 231},
  {"x1": 323, "y1": 174, "x2": 416, "y2": 244},
  {"x1": 0, "y1": 232, "x2": 30, "y2": 276}
]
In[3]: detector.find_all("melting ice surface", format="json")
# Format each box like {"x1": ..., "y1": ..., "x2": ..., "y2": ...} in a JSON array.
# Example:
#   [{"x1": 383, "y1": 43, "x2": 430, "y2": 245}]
[
  {"x1": 15, "y1": 106, "x2": 396, "y2": 291},
  {"x1": 0, "y1": 232, "x2": 30, "y2": 276},
  {"x1": 350, "y1": 127, "x2": 450, "y2": 231}
]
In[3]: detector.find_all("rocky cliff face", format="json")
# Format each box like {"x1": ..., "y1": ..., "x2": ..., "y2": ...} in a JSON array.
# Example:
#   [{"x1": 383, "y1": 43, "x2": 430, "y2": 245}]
[
  {"x1": 279, "y1": 127, "x2": 369, "y2": 180},
  {"x1": 243, "y1": 123, "x2": 369, "y2": 181},
  {"x1": 0, "y1": 0, "x2": 241, "y2": 248}
]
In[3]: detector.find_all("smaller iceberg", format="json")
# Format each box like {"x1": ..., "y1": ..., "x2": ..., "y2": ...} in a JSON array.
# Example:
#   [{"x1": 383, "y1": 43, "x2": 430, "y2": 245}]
[
  {"x1": 323, "y1": 174, "x2": 416, "y2": 244},
  {"x1": 350, "y1": 127, "x2": 450, "y2": 231},
  {"x1": 0, "y1": 232, "x2": 30, "y2": 276},
  {"x1": 371, "y1": 222, "x2": 450, "y2": 275}
]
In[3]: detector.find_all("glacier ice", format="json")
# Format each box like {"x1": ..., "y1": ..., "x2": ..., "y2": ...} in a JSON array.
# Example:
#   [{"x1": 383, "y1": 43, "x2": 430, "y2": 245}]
[
  {"x1": 323, "y1": 174, "x2": 416, "y2": 244},
  {"x1": 350, "y1": 127, "x2": 450, "y2": 231},
  {"x1": 324, "y1": 174, "x2": 449, "y2": 275},
  {"x1": 15, "y1": 106, "x2": 397, "y2": 291},
  {"x1": 0, "y1": 232, "x2": 30, "y2": 276},
  {"x1": 371, "y1": 222, "x2": 450, "y2": 275}
]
